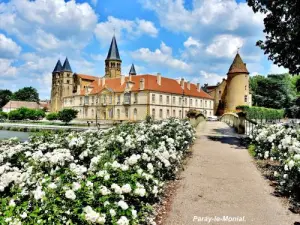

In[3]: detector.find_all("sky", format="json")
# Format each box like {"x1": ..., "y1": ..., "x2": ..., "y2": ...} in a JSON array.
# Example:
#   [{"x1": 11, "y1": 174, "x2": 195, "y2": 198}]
[{"x1": 0, "y1": 0, "x2": 289, "y2": 99}]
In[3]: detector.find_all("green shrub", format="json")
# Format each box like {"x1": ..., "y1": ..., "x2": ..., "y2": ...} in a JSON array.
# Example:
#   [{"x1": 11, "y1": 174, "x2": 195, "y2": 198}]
[
  {"x1": 58, "y1": 108, "x2": 78, "y2": 124},
  {"x1": 237, "y1": 106, "x2": 284, "y2": 120},
  {"x1": 46, "y1": 112, "x2": 59, "y2": 121},
  {"x1": 0, "y1": 111, "x2": 8, "y2": 120},
  {"x1": 8, "y1": 107, "x2": 45, "y2": 120}
]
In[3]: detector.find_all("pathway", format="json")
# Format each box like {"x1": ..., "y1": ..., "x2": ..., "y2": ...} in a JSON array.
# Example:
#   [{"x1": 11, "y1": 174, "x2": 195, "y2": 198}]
[{"x1": 165, "y1": 121, "x2": 299, "y2": 225}]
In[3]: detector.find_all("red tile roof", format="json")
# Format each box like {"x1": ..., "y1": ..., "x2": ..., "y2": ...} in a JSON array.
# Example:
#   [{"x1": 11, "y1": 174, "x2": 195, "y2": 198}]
[
  {"x1": 76, "y1": 75, "x2": 213, "y2": 99},
  {"x1": 227, "y1": 53, "x2": 249, "y2": 74},
  {"x1": 76, "y1": 74, "x2": 98, "y2": 80},
  {"x1": 2, "y1": 101, "x2": 41, "y2": 109}
]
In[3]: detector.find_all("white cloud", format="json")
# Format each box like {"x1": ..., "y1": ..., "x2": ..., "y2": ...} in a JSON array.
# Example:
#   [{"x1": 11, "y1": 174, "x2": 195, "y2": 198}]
[
  {"x1": 0, "y1": 0, "x2": 98, "y2": 52},
  {"x1": 184, "y1": 37, "x2": 202, "y2": 48},
  {"x1": 131, "y1": 42, "x2": 191, "y2": 72},
  {"x1": 142, "y1": 0, "x2": 264, "y2": 34},
  {"x1": 200, "y1": 70, "x2": 226, "y2": 85},
  {"x1": 0, "y1": 59, "x2": 17, "y2": 77},
  {"x1": 94, "y1": 16, "x2": 158, "y2": 45},
  {"x1": 0, "y1": 34, "x2": 22, "y2": 59},
  {"x1": 206, "y1": 34, "x2": 244, "y2": 58},
  {"x1": 268, "y1": 64, "x2": 289, "y2": 75}
]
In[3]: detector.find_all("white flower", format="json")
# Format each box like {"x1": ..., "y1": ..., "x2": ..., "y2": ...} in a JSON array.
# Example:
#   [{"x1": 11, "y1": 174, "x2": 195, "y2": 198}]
[
  {"x1": 117, "y1": 216, "x2": 129, "y2": 225},
  {"x1": 134, "y1": 187, "x2": 146, "y2": 197},
  {"x1": 65, "y1": 190, "x2": 76, "y2": 200},
  {"x1": 32, "y1": 186, "x2": 45, "y2": 201},
  {"x1": 100, "y1": 186, "x2": 111, "y2": 195},
  {"x1": 104, "y1": 174, "x2": 110, "y2": 181},
  {"x1": 111, "y1": 184, "x2": 122, "y2": 194},
  {"x1": 147, "y1": 163, "x2": 154, "y2": 174},
  {"x1": 283, "y1": 174, "x2": 288, "y2": 179},
  {"x1": 83, "y1": 206, "x2": 106, "y2": 224},
  {"x1": 288, "y1": 160, "x2": 295, "y2": 169},
  {"x1": 72, "y1": 182, "x2": 81, "y2": 191},
  {"x1": 48, "y1": 183, "x2": 57, "y2": 189},
  {"x1": 132, "y1": 209, "x2": 137, "y2": 219},
  {"x1": 20, "y1": 212, "x2": 27, "y2": 218},
  {"x1": 274, "y1": 171, "x2": 279, "y2": 177},
  {"x1": 9, "y1": 199, "x2": 16, "y2": 207},
  {"x1": 121, "y1": 184, "x2": 132, "y2": 193},
  {"x1": 109, "y1": 209, "x2": 116, "y2": 217},
  {"x1": 117, "y1": 200, "x2": 129, "y2": 210},
  {"x1": 128, "y1": 154, "x2": 141, "y2": 165},
  {"x1": 86, "y1": 181, "x2": 93, "y2": 187}
]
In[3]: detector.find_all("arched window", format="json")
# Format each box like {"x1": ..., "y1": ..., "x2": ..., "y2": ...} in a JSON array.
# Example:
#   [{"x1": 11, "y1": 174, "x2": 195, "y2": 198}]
[
  {"x1": 159, "y1": 109, "x2": 163, "y2": 118},
  {"x1": 91, "y1": 109, "x2": 94, "y2": 117},
  {"x1": 152, "y1": 108, "x2": 155, "y2": 119},
  {"x1": 117, "y1": 109, "x2": 120, "y2": 119}
]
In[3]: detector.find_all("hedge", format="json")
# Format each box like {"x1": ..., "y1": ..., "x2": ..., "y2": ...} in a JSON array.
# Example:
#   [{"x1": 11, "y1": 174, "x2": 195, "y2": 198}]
[{"x1": 236, "y1": 105, "x2": 284, "y2": 120}]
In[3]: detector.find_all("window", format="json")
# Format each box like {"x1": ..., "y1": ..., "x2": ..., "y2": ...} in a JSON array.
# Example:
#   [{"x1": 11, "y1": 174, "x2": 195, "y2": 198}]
[
  {"x1": 167, "y1": 109, "x2": 170, "y2": 118},
  {"x1": 244, "y1": 95, "x2": 248, "y2": 103},
  {"x1": 124, "y1": 93, "x2": 131, "y2": 104},
  {"x1": 159, "y1": 95, "x2": 163, "y2": 104},
  {"x1": 179, "y1": 110, "x2": 182, "y2": 118},
  {"x1": 173, "y1": 110, "x2": 175, "y2": 117},
  {"x1": 134, "y1": 108, "x2": 137, "y2": 117},
  {"x1": 185, "y1": 110, "x2": 187, "y2": 117},
  {"x1": 102, "y1": 95, "x2": 106, "y2": 104},
  {"x1": 91, "y1": 109, "x2": 94, "y2": 117},
  {"x1": 196, "y1": 100, "x2": 198, "y2": 107},
  {"x1": 125, "y1": 108, "x2": 129, "y2": 118},
  {"x1": 245, "y1": 85, "x2": 247, "y2": 90},
  {"x1": 159, "y1": 109, "x2": 163, "y2": 118},
  {"x1": 185, "y1": 98, "x2": 187, "y2": 106},
  {"x1": 117, "y1": 109, "x2": 120, "y2": 119},
  {"x1": 152, "y1": 109, "x2": 155, "y2": 119},
  {"x1": 117, "y1": 95, "x2": 120, "y2": 104},
  {"x1": 152, "y1": 94, "x2": 156, "y2": 103},
  {"x1": 134, "y1": 93, "x2": 138, "y2": 103},
  {"x1": 167, "y1": 96, "x2": 170, "y2": 104},
  {"x1": 92, "y1": 96, "x2": 94, "y2": 105},
  {"x1": 173, "y1": 96, "x2": 176, "y2": 104},
  {"x1": 80, "y1": 97, "x2": 83, "y2": 105},
  {"x1": 205, "y1": 100, "x2": 207, "y2": 108},
  {"x1": 179, "y1": 97, "x2": 182, "y2": 105},
  {"x1": 109, "y1": 95, "x2": 112, "y2": 104},
  {"x1": 96, "y1": 97, "x2": 99, "y2": 104},
  {"x1": 109, "y1": 109, "x2": 113, "y2": 118},
  {"x1": 84, "y1": 96, "x2": 89, "y2": 105},
  {"x1": 190, "y1": 98, "x2": 193, "y2": 106},
  {"x1": 67, "y1": 80, "x2": 70, "y2": 84},
  {"x1": 200, "y1": 100, "x2": 203, "y2": 107}
]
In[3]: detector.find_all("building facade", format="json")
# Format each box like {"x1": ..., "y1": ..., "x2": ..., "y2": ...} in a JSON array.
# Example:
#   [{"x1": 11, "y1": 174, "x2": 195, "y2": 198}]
[
  {"x1": 205, "y1": 53, "x2": 252, "y2": 115},
  {"x1": 50, "y1": 36, "x2": 214, "y2": 120}
]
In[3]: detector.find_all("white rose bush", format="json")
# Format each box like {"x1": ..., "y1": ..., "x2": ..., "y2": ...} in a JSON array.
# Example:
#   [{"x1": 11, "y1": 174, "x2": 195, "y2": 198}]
[
  {"x1": 249, "y1": 124, "x2": 300, "y2": 207},
  {"x1": 0, "y1": 118, "x2": 195, "y2": 224}
]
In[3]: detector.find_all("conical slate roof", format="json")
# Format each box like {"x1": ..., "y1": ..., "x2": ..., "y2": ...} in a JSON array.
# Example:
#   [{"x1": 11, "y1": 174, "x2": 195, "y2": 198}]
[
  {"x1": 53, "y1": 59, "x2": 62, "y2": 73},
  {"x1": 106, "y1": 36, "x2": 121, "y2": 61},
  {"x1": 62, "y1": 58, "x2": 72, "y2": 72},
  {"x1": 129, "y1": 64, "x2": 136, "y2": 75},
  {"x1": 227, "y1": 53, "x2": 249, "y2": 74}
]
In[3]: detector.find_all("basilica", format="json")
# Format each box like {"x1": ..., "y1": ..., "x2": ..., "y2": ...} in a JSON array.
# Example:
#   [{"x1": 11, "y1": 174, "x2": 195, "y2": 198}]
[{"x1": 50, "y1": 36, "x2": 250, "y2": 120}]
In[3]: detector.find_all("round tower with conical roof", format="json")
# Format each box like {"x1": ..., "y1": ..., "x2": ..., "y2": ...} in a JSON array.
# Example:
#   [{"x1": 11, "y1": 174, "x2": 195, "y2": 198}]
[{"x1": 225, "y1": 53, "x2": 251, "y2": 112}]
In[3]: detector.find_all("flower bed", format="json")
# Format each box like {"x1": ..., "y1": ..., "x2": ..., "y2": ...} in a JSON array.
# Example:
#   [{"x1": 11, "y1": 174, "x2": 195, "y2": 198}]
[
  {"x1": 0, "y1": 118, "x2": 195, "y2": 225},
  {"x1": 249, "y1": 124, "x2": 300, "y2": 208}
]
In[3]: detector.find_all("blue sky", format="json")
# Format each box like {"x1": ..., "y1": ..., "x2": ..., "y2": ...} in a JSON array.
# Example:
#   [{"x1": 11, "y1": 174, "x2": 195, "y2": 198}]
[{"x1": 0, "y1": 0, "x2": 288, "y2": 99}]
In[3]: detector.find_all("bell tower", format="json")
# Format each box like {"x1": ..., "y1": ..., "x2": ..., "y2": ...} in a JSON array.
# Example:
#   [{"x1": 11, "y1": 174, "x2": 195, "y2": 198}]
[
  {"x1": 50, "y1": 59, "x2": 62, "y2": 112},
  {"x1": 105, "y1": 36, "x2": 122, "y2": 78}
]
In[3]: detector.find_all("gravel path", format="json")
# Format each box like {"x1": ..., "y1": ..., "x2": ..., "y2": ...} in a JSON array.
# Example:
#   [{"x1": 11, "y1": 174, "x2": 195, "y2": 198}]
[{"x1": 164, "y1": 121, "x2": 300, "y2": 225}]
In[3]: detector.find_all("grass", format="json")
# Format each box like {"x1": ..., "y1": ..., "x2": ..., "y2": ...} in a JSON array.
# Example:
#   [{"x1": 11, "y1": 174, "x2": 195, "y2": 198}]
[{"x1": 248, "y1": 144, "x2": 256, "y2": 157}]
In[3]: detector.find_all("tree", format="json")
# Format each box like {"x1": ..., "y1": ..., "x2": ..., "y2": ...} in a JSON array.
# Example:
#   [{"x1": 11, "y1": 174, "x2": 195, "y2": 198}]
[
  {"x1": 11, "y1": 87, "x2": 39, "y2": 102},
  {"x1": 250, "y1": 74, "x2": 295, "y2": 109},
  {"x1": 247, "y1": 0, "x2": 300, "y2": 75},
  {"x1": 58, "y1": 109, "x2": 78, "y2": 124},
  {"x1": 46, "y1": 113, "x2": 59, "y2": 121},
  {"x1": 0, "y1": 89, "x2": 12, "y2": 108}
]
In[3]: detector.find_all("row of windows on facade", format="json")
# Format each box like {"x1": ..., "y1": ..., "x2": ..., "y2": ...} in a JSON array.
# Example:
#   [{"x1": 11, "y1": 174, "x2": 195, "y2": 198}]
[
  {"x1": 79, "y1": 107, "x2": 212, "y2": 119},
  {"x1": 105, "y1": 62, "x2": 121, "y2": 68},
  {"x1": 65, "y1": 93, "x2": 213, "y2": 108}
]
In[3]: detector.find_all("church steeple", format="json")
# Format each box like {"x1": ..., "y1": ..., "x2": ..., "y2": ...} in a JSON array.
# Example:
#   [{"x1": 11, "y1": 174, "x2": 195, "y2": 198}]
[
  {"x1": 105, "y1": 36, "x2": 122, "y2": 78},
  {"x1": 53, "y1": 59, "x2": 62, "y2": 73},
  {"x1": 62, "y1": 58, "x2": 72, "y2": 72},
  {"x1": 129, "y1": 64, "x2": 137, "y2": 75}
]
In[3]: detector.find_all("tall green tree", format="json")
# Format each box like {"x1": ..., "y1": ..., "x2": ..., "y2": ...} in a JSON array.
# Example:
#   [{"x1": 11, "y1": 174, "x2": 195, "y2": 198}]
[
  {"x1": 250, "y1": 74, "x2": 295, "y2": 109},
  {"x1": 11, "y1": 87, "x2": 39, "y2": 102},
  {"x1": 247, "y1": 0, "x2": 300, "y2": 75},
  {"x1": 0, "y1": 89, "x2": 12, "y2": 108}
]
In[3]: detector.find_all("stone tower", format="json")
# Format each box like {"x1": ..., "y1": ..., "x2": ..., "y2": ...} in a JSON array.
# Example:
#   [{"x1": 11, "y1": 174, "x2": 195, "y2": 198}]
[
  {"x1": 50, "y1": 58, "x2": 73, "y2": 112},
  {"x1": 225, "y1": 53, "x2": 250, "y2": 112},
  {"x1": 105, "y1": 36, "x2": 122, "y2": 78}
]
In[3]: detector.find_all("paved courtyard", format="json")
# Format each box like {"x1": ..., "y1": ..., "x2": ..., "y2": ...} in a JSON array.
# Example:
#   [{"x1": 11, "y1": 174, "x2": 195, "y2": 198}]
[{"x1": 165, "y1": 121, "x2": 299, "y2": 225}]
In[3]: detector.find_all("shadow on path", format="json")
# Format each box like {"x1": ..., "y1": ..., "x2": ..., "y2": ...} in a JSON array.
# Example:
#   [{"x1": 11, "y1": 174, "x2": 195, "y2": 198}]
[{"x1": 206, "y1": 135, "x2": 245, "y2": 149}]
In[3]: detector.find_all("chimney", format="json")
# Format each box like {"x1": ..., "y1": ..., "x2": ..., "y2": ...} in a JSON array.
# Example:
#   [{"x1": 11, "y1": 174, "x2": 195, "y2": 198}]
[
  {"x1": 157, "y1": 73, "x2": 161, "y2": 85},
  {"x1": 102, "y1": 77, "x2": 105, "y2": 86},
  {"x1": 140, "y1": 78, "x2": 145, "y2": 90},
  {"x1": 187, "y1": 81, "x2": 190, "y2": 90},
  {"x1": 180, "y1": 78, "x2": 184, "y2": 89},
  {"x1": 121, "y1": 75, "x2": 125, "y2": 85},
  {"x1": 197, "y1": 83, "x2": 200, "y2": 92}
]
